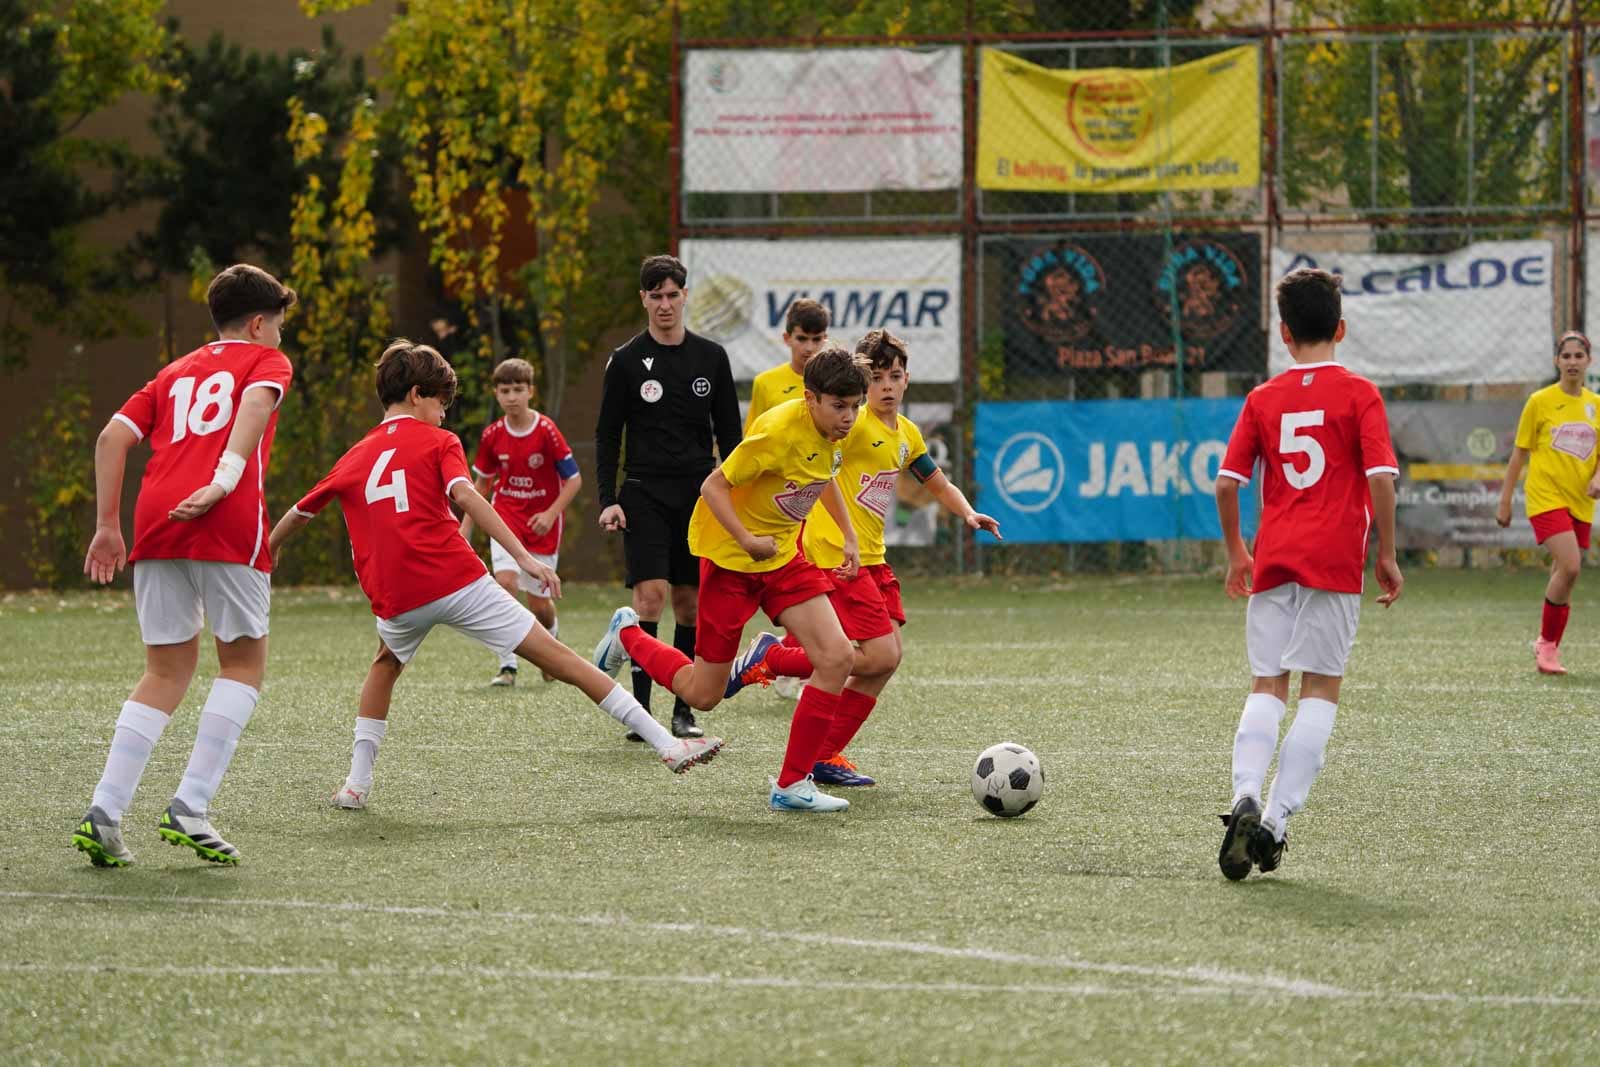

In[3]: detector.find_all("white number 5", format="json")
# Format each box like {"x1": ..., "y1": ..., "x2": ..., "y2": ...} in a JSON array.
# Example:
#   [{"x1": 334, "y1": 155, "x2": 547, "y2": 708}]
[
  {"x1": 365, "y1": 448, "x2": 410, "y2": 513},
  {"x1": 1280, "y1": 410, "x2": 1326, "y2": 490}
]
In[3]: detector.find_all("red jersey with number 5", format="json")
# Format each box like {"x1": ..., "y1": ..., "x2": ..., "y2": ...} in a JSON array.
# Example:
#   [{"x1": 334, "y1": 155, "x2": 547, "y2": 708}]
[
  {"x1": 115, "y1": 339, "x2": 293, "y2": 571},
  {"x1": 1218, "y1": 361, "x2": 1398, "y2": 595},
  {"x1": 292, "y1": 415, "x2": 488, "y2": 618},
  {"x1": 471, "y1": 413, "x2": 575, "y2": 555}
]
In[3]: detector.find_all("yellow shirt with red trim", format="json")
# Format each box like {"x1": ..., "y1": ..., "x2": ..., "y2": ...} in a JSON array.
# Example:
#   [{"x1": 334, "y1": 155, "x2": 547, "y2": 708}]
[
  {"x1": 745, "y1": 362, "x2": 806, "y2": 433},
  {"x1": 1515, "y1": 383, "x2": 1600, "y2": 522},
  {"x1": 803, "y1": 408, "x2": 929, "y2": 569},
  {"x1": 689, "y1": 398, "x2": 843, "y2": 573}
]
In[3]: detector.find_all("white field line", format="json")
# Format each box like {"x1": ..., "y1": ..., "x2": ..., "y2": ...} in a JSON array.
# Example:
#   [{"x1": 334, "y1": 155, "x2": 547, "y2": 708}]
[{"x1": 2, "y1": 891, "x2": 1596, "y2": 1009}]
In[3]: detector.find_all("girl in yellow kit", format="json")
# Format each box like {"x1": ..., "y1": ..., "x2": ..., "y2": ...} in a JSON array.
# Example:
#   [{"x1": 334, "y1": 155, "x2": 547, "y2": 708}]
[{"x1": 1497, "y1": 330, "x2": 1600, "y2": 674}]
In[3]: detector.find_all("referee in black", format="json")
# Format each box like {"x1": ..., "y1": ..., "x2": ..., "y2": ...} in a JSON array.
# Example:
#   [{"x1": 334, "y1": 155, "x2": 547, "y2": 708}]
[{"x1": 596, "y1": 254, "x2": 742, "y2": 739}]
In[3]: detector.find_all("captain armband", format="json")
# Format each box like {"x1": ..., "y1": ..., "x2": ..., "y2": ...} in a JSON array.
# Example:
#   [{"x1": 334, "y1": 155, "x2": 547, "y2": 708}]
[
  {"x1": 210, "y1": 451, "x2": 247, "y2": 495},
  {"x1": 908, "y1": 453, "x2": 940, "y2": 484},
  {"x1": 555, "y1": 455, "x2": 580, "y2": 479}
]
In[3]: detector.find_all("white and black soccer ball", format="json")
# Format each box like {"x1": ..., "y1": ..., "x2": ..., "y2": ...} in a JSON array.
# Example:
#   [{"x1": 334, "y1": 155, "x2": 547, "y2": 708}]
[{"x1": 971, "y1": 742, "x2": 1043, "y2": 818}]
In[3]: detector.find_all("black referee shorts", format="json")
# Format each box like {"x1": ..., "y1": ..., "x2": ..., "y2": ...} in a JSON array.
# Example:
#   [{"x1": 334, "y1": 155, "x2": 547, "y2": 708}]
[{"x1": 619, "y1": 475, "x2": 702, "y2": 588}]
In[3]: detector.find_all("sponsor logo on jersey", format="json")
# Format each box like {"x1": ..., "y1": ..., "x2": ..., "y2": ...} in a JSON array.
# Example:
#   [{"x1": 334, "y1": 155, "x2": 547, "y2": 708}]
[
  {"x1": 1551, "y1": 422, "x2": 1597, "y2": 461},
  {"x1": 1302, "y1": 373, "x2": 1315, "y2": 386},
  {"x1": 643, "y1": 357, "x2": 654, "y2": 370},
  {"x1": 641, "y1": 380, "x2": 663, "y2": 403},
  {"x1": 497, "y1": 453, "x2": 510, "y2": 464},
  {"x1": 692, "y1": 376, "x2": 711, "y2": 397},
  {"x1": 782, "y1": 385, "x2": 799, "y2": 394},
  {"x1": 774, "y1": 479, "x2": 828, "y2": 521},
  {"x1": 855, "y1": 469, "x2": 899, "y2": 518}
]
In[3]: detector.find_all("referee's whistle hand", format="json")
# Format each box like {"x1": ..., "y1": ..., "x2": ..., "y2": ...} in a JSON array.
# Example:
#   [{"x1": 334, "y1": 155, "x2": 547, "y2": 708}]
[{"x1": 599, "y1": 504, "x2": 627, "y2": 532}]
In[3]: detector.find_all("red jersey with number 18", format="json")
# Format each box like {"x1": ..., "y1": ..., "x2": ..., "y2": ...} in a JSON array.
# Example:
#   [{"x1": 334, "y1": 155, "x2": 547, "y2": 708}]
[
  {"x1": 1218, "y1": 361, "x2": 1398, "y2": 595},
  {"x1": 115, "y1": 339, "x2": 293, "y2": 572},
  {"x1": 293, "y1": 415, "x2": 489, "y2": 619}
]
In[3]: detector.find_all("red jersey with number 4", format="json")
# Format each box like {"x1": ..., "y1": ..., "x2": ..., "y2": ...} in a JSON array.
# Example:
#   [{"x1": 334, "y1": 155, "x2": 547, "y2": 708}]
[
  {"x1": 115, "y1": 339, "x2": 293, "y2": 572},
  {"x1": 472, "y1": 413, "x2": 574, "y2": 555},
  {"x1": 1219, "y1": 361, "x2": 1398, "y2": 595},
  {"x1": 293, "y1": 416, "x2": 488, "y2": 619}
]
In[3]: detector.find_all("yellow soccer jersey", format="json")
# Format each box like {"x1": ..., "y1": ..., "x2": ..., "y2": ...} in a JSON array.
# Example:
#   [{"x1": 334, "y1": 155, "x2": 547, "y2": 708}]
[
  {"x1": 745, "y1": 362, "x2": 806, "y2": 432},
  {"x1": 1515, "y1": 383, "x2": 1600, "y2": 522},
  {"x1": 689, "y1": 398, "x2": 844, "y2": 573},
  {"x1": 803, "y1": 409, "x2": 929, "y2": 569}
]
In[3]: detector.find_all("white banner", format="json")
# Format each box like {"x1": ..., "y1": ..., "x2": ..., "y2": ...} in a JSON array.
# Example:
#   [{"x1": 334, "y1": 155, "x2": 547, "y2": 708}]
[
  {"x1": 1269, "y1": 241, "x2": 1553, "y2": 385},
  {"x1": 1584, "y1": 239, "x2": 1600, "y2": 392},
  {"x1": 683, "y1": 48, "x2": 963, "y2": 193},
  {"x1": 679, "y1": 237, "x2": 962, "y2": 382}
]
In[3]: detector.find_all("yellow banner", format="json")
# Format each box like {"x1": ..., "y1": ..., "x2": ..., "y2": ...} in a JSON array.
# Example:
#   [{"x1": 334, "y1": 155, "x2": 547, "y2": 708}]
[{"x1": 978, "y1": 45, "x2": 1260, "y2": 193}]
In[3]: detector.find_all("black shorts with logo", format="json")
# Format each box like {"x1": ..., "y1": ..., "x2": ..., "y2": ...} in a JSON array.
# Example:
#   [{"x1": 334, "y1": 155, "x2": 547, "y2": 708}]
[{"x1": 620, "y1": 475, "x2": 703, "y2": 588}]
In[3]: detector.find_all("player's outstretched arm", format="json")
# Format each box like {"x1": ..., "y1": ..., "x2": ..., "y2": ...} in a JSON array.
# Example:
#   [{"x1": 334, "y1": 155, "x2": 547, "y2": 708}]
[
  {"x1": 818, "y1": 480, "x2": 859, "y2": 578},
  {"x1": 922, "y1": 469, "x2": 1002, "y2": 540},
  {"x1": 1215, "y1": 476, "x2": 1253, "y2": 599},
  {"x1": 84, "y1": 419, "x2": 140, "y2": 584},
  {"x1": 450, "y1": 480, "x2": 560, "y2": 598},
  {"x1": 169, "y1": 388, "x2": 278, "y2": 522},
  {"x1": 1369, "y1": 472, "x2": 1403, "y2": 607},
  {"x1": 1496, "y1": 447, "x2": 1529, "y2": 526},
  {"x1": 700, "y1": 468, "x2": 774, "y2": 561},
  {"x1": 459, "y1": 474, "x2": 495, "y2": 540},
  {"x1": 268, "y1": 507, "x2": 314, "y2": 555}
]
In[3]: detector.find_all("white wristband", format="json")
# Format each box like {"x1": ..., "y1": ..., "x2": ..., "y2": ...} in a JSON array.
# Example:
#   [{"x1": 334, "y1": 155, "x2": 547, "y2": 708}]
[{"x1": 210, "y1": 451, "x2": 247, "y2": 495}]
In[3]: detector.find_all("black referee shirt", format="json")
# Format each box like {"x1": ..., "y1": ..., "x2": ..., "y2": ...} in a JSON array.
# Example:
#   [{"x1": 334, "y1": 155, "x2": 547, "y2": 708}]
[{"x1": 595, "y1": 329, "x2": 742, "y2": 509}]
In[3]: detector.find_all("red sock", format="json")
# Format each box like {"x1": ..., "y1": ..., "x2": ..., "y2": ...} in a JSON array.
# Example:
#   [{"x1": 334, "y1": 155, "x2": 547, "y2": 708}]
[
  {"x1": 777, "y1": 685, "x2": 840, "y2": 787},
  {"x1": 819, "y1": 688, "x2": 876, "y2": 759},
  {"x1": 780, "y1": 631, "x2": 802, "y2": 647},
  {"x1": 620, "y1": 626, "x2": 691, "y2": 687},
  {"x1": 1542, "y1": 599, "x2": 1571, "y2": 644},
  {"x1": 764, "y1": 642, "x2": 813, "y2": 678}
]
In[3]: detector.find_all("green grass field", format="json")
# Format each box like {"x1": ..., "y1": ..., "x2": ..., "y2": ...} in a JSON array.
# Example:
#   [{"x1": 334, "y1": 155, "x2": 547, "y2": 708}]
[{"x1": 3, "y1": 571, "x2": 1599, "y2": 1063}]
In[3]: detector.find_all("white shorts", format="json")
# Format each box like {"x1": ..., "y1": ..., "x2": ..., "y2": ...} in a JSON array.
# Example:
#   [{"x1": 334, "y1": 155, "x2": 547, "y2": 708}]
[
  {"x1": 489, "y1": 540, "x2": 558, "y2": 597},
  {"x1": 1245, "y1": 582, "x2": 1361, "y2": 678},
  {"x1": 133, "y1": 559, "x2": 271, "y2": 645},
  {"x1": 376, "y1": 574, "x2": 537, "y2": 665}
]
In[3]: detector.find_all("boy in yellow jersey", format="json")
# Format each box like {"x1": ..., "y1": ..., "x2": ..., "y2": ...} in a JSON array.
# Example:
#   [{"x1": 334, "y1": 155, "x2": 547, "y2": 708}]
[
  {"x1": 1496, "y1": 330, "x2": 1600, "y2": 674},
  {"x1": 593, "y1": 346, "x2": 869, "y2": 812},
  {"x1": 746, "y1": 298, "x2": 830, "y2": 432},
  {"x1": 724, "y1": 330, "x2": 1002, "y2": 786}
]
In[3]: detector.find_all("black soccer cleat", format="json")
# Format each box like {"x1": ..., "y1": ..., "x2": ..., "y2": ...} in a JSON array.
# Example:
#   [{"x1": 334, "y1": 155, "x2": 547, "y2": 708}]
[
  {"x1": 1217, "y1": 795, "x2": 1261, "y2": 881},
  {"x1": 1249, "y1": 824, "x2": 1287, "y2": 874},
  {"x1": 671, "y1": 706, "x2": 704, "y2": 739}
]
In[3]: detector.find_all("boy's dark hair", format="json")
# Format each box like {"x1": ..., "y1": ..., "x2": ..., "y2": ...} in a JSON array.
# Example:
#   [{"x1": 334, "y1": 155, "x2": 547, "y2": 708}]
[
  {"x1": 639, "y1": 254, "x2": 688, "y2": 292},
  {"x1": 1275, "y1": 268, "x2": 1342, "y2": 345},
  {"x1": 491, "y1": 357, "x2": 536, "y2": 387},
  {"x1": 855, "y1": 328, "x2": 909, "y2": 371},
  {"x1": 376, "y1": 339, "x2": 457, "y2": 408},
  {"x1": 803, "y1": 344, "x2": 869, "y2": 399},
  {"x1": 207, "y1": 264, "x2": 296, "y2": 333},
  {"x1": 784, "y1": 298, "x2": 829, "y2": 336}
]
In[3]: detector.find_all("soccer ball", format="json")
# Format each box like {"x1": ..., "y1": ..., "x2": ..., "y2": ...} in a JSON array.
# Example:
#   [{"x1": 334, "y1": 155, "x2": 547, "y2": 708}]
[{"x1": 971, "y1": 742, "x2": 1043, "y2": 818}]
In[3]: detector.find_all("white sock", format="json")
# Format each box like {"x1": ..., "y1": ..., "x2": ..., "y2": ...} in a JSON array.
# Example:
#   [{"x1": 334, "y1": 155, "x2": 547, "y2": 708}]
[
  {"x1": 1231, "y1": 693, "x2": 1286, "y2": 805},
  {"x1": 599, "y1": 684, "x2": 674, "y2": 754},
  {"x1": 173, "y1": 678, "x2": 258, "y2": 814},
  {"x1": 498, "y1": 650, "x2": 518, "y2": 671},
  {"x1": 1264, "y1": 697, "x2": 1337, "y2": 840},
  {"x1": 91, "y1": 701, "x2": 170, "y2": 822},
  {"x1": 348, "y1": 716, "x2": 388, "y2": 788}
]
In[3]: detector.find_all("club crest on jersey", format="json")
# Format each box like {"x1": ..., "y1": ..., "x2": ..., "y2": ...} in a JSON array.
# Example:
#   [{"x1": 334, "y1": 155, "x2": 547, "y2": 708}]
[
  {"x1": 211, "y1": 346, "x2": 225, "y2": 355},
  {"x1": 692, "y1": 377, "x2": 711, "y2": 397},
  {"x1": 855, "y1": 470, "x2": 898, "y2": 519},
  {"x1": 831, "y1": 448, "x2": 843, "y2": 475},
  {"x1": 387, "y1": 422, "x2": 399, "y2": 434},
  {"x1": 1301, "y1": 372, "x2": 1315, "y2": 386},
  {"x1": 528, "y1": 453, "x2": 544, "y2": 469},
  {"x1": 640, "y1": 379, "x2": 663, "y2": 403},
  {"x1": 774, "y1": 479, "x2": 827, "y2": 521},
  {"x1": 897, "y1": 442, "x2": 910, "y2": 467},
  {"x1": 1588, "y1": 403, "x2": 1596, "y2": 420}
]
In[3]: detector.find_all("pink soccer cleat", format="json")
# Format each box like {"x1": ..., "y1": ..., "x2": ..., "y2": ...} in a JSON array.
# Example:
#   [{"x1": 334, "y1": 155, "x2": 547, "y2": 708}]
[{"x1": 1535, "y1": 638, "x2": 1568, "y2": 675}]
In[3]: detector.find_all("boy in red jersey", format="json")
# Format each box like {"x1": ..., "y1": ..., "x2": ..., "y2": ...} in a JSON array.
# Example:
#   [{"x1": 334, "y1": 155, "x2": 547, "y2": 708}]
[
  {"x1": 592, "y1": 346, "x2": 867, "y2": 813},
  {"x1": 74, "y1": 264, "x2": 296, "y2": 868},
  {"x1": 1214, "y1": 267, "x2": 1403, "y2": 881},
  {"x1": 269, "y1": 341, "x2": 721, "y2": 811},
  {"x1": 460, "y1": 357, "x2": 582, "y2": 686}
]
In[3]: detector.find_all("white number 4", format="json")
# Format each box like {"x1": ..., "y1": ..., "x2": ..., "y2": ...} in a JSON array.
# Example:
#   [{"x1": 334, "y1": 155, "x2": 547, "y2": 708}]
[
  {"x1": 365, "y1": 448, "x2": 410, "y2": 513},
  {"x1": 1279, "y1": 410, "x2": 1326, "y2": 490}
]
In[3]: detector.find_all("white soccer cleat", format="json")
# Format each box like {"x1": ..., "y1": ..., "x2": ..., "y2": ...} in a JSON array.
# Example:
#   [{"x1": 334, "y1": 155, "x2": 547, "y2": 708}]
[
  {"x1": 593, "y1": 606, "x2": 639, "y2": 677},
  {"x1": 772, "y1": 674, "x2": 802, "y2": 701},
  {"x1": 330, "y1": 782, "x2": 369, "y2": 810},
  {"x1": 661, "y1": 735, "x2": 724, "y2": 774},
  {"x1": 768, "y1": 774, "x2": 849, "y2": 813},
  {"x1": 158, "y1": 800, "x2": 240, "y2": 864},
  {"x1": 73, "y1": 806, "x2": 134, "y2": 868}
]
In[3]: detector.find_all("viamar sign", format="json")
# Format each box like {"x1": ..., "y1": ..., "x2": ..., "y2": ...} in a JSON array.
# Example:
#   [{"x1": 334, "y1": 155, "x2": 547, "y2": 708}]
[{"x1": 975, "y1": 398, "x2": 1258, "y2": 543}]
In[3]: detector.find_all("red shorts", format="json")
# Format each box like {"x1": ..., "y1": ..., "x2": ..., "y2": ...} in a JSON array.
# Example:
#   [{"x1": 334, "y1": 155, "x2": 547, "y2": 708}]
[
  {"x1": 695, "y1": 553, "x2": 834, "y2": 662},
  {"x1": 1530, "y1": 509, "x2": 1592, "y2": 550},
  {"x1": 826, "y1": 569, "x2": 896, "y2": 643},
  {"x1": 862, "y1": 562, "x2": 906, "y2": 625}
]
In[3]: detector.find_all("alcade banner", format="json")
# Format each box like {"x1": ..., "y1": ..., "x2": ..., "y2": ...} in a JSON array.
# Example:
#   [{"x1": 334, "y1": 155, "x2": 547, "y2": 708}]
[
  {"x1": 1269, "y1": 241, "x2": 1554, "y2": 385},
  {"x1": 1001, "y1": 232, "x2": 1265, "y2": 376},
  {"x1": 678, "y1": 237, "x2": 961, "y2": 382},
  {"x1": 975, "y1": 398, "x2": 1258, "y2": 544},
  {"x1": 977, "y1": 45, "x2": 1260, "y2": 193},
  {"x1": 683, "y1": 48, "x2": 963, "y2": 193}
]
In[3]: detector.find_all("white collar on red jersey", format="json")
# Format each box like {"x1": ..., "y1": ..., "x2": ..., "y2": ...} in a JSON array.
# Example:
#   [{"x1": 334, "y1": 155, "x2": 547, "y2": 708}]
[
  {"x1": 1283, "y1": 360, "x2": 1341, "y2": 372},
  {"x1": 502, "y1": 412, "x2": 541, "y2": 438},
  {"x1": 208, "y1": 338, "x2": 253, "y2": 346},
  {"x1": 380, "y1": 414, "x2": 417, "y2": 425}
]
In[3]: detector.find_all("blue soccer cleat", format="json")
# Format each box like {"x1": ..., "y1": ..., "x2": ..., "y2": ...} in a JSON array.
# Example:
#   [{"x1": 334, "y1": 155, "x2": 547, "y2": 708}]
[
  {"x1": 725, "y1": 631, "x2": 781, "y2": 699},
  {"x1": 812, "y1": 752, "x2": 876, "y2": 787},
  {"x1": 593, "y1": 606, "x2": 639, "y2": 677}
]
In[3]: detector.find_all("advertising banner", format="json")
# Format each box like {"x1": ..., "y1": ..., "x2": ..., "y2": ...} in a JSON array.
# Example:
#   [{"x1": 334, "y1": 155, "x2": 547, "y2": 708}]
[
  {"x1": 1390, "y1": 401, "x2": 1537, "y2": 549},
  {"x1": 1001, "y1": 233, "x2": 1264, "y2": 376},
  {"x1": 1269, "y1": 242, "x2": 1554, "y2": 385},
  {"x1": 679, "y1": 237, "x2": 961, "y2": 382},
  {"x1": 683, "y1": 48, "x2": 963, "y2": 193},
  {"x1": 977, "y1": 45, "x2": 1260, "y2": 193},
  {"x1": 974, "y1": 398, "x2": 1258, "y2": 543}
]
